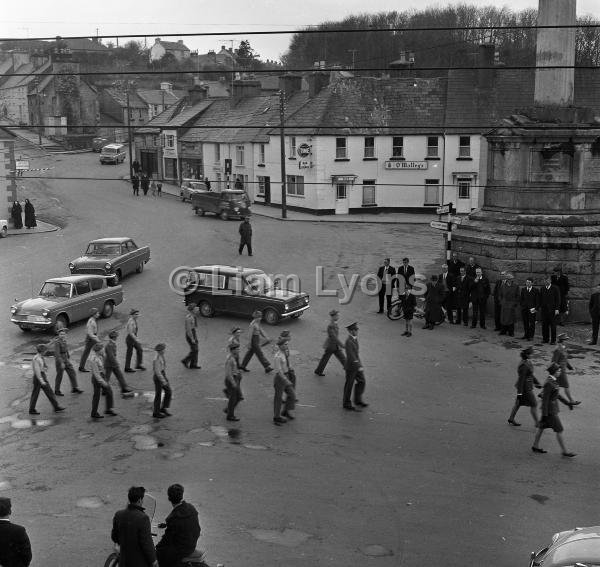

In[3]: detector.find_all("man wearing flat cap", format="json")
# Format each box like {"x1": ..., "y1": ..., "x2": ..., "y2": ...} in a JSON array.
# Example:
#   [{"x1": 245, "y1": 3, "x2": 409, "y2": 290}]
[
  {"x1": 79, "y1": 307, "x2": 100, "y2": 372},
  {"x1": 105, "y1": 330, "x2": 133, "y2": 395},
  {"x1": 239, "y1": 310, "x2": 273, "y2": 373},
  {"x1": 314, "y1": 309, "x2": 346, "y2": 376},
  {"x1": 90, "y1": 342, "x2": 116, "y2": 419},
  {"x1": 125, "y1": 309, "x2": 145, "y2": 372},
  {"x1": 343, "y1": 322, "x2": 368, "y2": 411},
  {"x1": 53, "y1": 328, "x2": 83, "y2": 396},
  {"x1": 376, "y1": 258, "x2": 396, "y2": 314},
  {"x1": 181, "y1": 304, "x2": 200, "y2": 369}
]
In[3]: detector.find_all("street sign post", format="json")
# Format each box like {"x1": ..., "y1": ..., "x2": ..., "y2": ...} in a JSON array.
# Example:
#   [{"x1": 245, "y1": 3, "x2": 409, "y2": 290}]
[
  {"x1": 430, "y1": 220, "x2": 450, "y2": 231},
  {"x1": 436, "y1": 204, "x2": 450, "y2": 215}
]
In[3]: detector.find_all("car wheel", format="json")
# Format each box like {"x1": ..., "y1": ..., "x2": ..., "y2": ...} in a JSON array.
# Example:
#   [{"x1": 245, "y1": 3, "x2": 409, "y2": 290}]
[
  {"x1": 199, "y1": 301, "x2": 215, "y2": 318},
  {"x1": 102, "y1": 301, "x2": 114, "y2": 318},
  {"x1": 195, "y1": 207, "x2": 205, "y2": 216},
  {"x1": 263, "y1": 308, "x2": 280, "y2": 325},
  {"x1": 0, "y1": 226, "x2": 7, "y2": 238},
  {"x1": 219, "y1": 210, "x2": 229, "y2": 221},
  {"x1": 136, "y1": 262, "x2": 144, "y2": 274},
  {"x1": 54, "y1": 314, "x2": 69, "y2": 333},
  {"x1": 19, "y1": 325, "x2": 32, "y2": 333}
]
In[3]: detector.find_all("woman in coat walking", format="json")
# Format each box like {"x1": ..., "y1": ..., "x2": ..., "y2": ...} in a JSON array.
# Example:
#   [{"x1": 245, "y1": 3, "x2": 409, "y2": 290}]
[
  {"x1": 508, "y1": 346, "x2": 541, "y2": 427},
  {"x1": 499, "y1": 273, "x2": 519, "y2": 336},
  {"x1": 551, "y1": 333, "x2": 580, "y2": 406},
  {"x1": 24, "y1": 199, "x2": 36, "y2": 229},
  {"x1": 11, "y1": 200, "x2": 23, "y2": 229}
]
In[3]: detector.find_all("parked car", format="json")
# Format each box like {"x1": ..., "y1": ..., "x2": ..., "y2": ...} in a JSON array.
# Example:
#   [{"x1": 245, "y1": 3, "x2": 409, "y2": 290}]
[
  {"x1": 99, "y1": 143, "x2": 126, "y2": 164},
  {"x1": 69, "y1": 237, "x2": 150, "y2": 284},
  {"x1": 180, "y1": 178, "x2": 208, "y2": 202},
  {"x1": 0, "y1": 219, "x2": 7, "y2": 238},
  {"x1": 92, "y1": 137, "x2": 110, "y2": 152},
  {"x1": 180, "y1": 265, "x2": 310, "y2": 324},
  {"x1": 10, "y1": 275, "x2": 123, "y2": 333},
  {"x1": 530, "y1": 526, "x2": 600, "y2": 567},
  {"x1": 191, "y1": 189, "x2": 251, "y2": 220}
]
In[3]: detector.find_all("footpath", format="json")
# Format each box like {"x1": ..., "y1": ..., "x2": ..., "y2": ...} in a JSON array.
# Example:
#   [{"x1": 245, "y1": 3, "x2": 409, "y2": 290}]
[{"x1": 3, "y1": 221, "x2": 58, "y2": 236}]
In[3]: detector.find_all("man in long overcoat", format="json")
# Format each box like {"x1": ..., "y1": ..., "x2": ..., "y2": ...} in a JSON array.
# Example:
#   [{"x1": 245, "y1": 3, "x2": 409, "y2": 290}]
[
  {"x1": 539, "y1": 274, "x2": 561, "y2": 344},
  {"x1": 499, "y1": 273, "x2": 520, "y2": 336}
]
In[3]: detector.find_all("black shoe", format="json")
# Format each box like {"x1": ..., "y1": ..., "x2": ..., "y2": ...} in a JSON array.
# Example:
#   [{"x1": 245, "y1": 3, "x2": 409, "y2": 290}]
[
  {"x1": 531, "y1": 446, "x2": 547, "y2": 453},
  {"x1": 160, "y1": 409, "x2": 172, "y2": 416},
  {"x1": 124, "y1": 368, "x2": 136, "y2": 373},
  {"x1": 281, "y1": 410, "x2": 295, "y2": 420},
  {"x1": 78, "y1": 368, "x2": 89, "y2": 372},
  {"x1": 29, "y1": 410, "x2": 40, "y2": 415},
  {"x1": 121, "y1": 388, "x2": 134, "y2": 395},
  {"x1": 72, "y1": 388, "x2": 84, "y2": 394},
  {"x1": 227, "y1": 416, "x2": 240, "y2": 421},
  {"x1": 355, "y1": 401, "x2": 369, "y2": 408},
  {"x1": 189, "y1": 365, "x2": 201, "y2": 369},
  {"x1": 508, "y1": 419, "x2": 521, "y2": 427},
  {"x1": 401, "y1": 331, "x2": 409, "y2": 336},
  {"x1": 265, "y1": 367, "x2": 273, "y2": 374},
  {"x1": 377, "y1": 310, "x2": 383, "y2": 314},
  {"x1": 239, "y1": 366, "x2": 250, "y2": 372},
  {"x1": 91, "y1": 413, "x2": 104, "y2": 419},
  {"x1": 273, "y1": 416, "x2": 287, "y2": 425},
  {"x1": 343, "y1": 404, "x2": 359, "y2": 411},
  {"x1": 314, "y1": 370, "x2": 325, "y2": 376},
  {"x1": 562, "y1": 452, "x2": 576, "y2": 458},
  {"x1": 105, "y1": 410, "x2": 117, "y2": 416},
  {"x1": 153, "y1": 413, "x2": 165, "y2": 418},
  {"x1": 181, "y1": 359, "x2": 189, "y2": 368},
  {"x1": 135, "y1": 365, "x2": 146, "y2": 371},
  {"x1": 55, "y1": 391, "x2": 64, "y2": 396},
  {"x1": 571, "y1": 400, "x2": 581, "y2": 406},
  {"x1": 54, "y1": 407, "x2": 65, "y2": 413},
  {"x1": 520, "y1": 336, "x2": 528, "y2": 339}
]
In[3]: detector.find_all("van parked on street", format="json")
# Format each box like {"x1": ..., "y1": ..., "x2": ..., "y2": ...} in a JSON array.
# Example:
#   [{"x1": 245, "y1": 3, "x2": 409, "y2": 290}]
[{"x1": 100, "y1": 143, "x2": 126, "y2": 164}]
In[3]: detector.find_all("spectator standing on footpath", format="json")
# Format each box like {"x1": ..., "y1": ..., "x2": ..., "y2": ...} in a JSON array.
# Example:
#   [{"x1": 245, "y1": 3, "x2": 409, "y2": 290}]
[
  {"x1": 11, "y1": 200, "x2": 23, "y2": 229},
  {"x1": 493, "y1": 272, "x2": 507, "y2": 331},
  {"x1": 470, "y1": 267, "x2": 490, "y2": 329},
  {"x1": 439, "y1": 263, "x2": 456, "y2": 324},
  {"x1": 454, "y1": 267, "x2": 472, "y2": 326},
  {"x1": 499, "y1": 273, "x2": 519, "y2": 336},
  {"x1": 124, "y1": 309, "x2": 145, "y2": 372},
  {"x1": 29, "y1": 344, "x2": 65, "y2": 415},
  {"x1": 551, "y1": 266, "x2": 570, "y2": 325},
  {"x1": 141, "y1": 173, "x2": 150, "y2": 196},
  {"x1": 131, "y1": 174, "x2": 140, "y2": 196},
  {"x1": 376, "y1": 258, "x2": 396, "y2": 314},
  {"x1": 132, "y1": 159, "x2": 141, "y2": 175},
  {"x1": 397, "y1": 257, "x2": 415, "y2": 289},
  {"x1": 588, "y1": 282, "x2": 600, "y2": 345},
  {"x1": 539, "y1": 274, "x2": 561, "y2": 344},
  {"x1": 152, "y1": 343, "x2": 172, "y2": 419},
  {"x1": 90, "y1": 343, "x2": 116, "y2": 419},
  {"x1": 520, "y1": 278, "x2": 539, "y2": 341},
  {"x1": 465, "y1": 257, "x2": 480, "y2": 279},
  {"x1": 447, "y1": 251, "x2": 464, "y2": 277},
  {"x1": 23, "y1": 199, "x2": 36, "y2": 229},
  {"x1": 181, "y1": 304, "x2": 200, "y2": 369},
  {"x1": 239, "y1": 310, "x2": 273, "y2": 373},
  {"x1": 53, "y1": 328, "x2": 83, "y2": 396},
  {"x1": 507, "y1": 346, "x2": 541, "y2": 427},
  {"x1": 79, "y1": 308, "x2": 100, "y2": 372},
  {"x1": 314, "y1": 309, "x2": 346, "y2": 376},
  {"x1": 0, "y1": 497, "x2": 32, "y2": 567},
  {"x1": 156, "y1": 180, "x2": 162, "y2": 197},
  {"x1": 423, "y1": 275, "x2": 446, "y2": 330},
  {"x1": 238, "y1": 216, "x2": 253, "y2": 256}
]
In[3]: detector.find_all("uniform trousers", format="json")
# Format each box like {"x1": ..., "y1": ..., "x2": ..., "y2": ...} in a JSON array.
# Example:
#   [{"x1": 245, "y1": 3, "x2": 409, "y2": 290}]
[
  {"x1": 105, "y1": 365, "x2": 129, "y2": 392},
  {"x1": 273, "y1": 372, "x2": 296, "y2": 417},
  {"x1": 241, "y1": 335, "x2": 271, "y2": 370},
  {"x1": 182, "y1": 335, "x2": 199, "y2": 368},
  {"x1": 29, "y1": 375, "x2": 60, "y2": 412},
  {"x1": 225, "y1": 377, "x2": 241, "y2": 418},
  {"x1": 343, "y1": 368, "x2": 366, "y2": 407},
  {"x1": 315, "y1": 347, "x2": 347, "y2": 374},
  {"x1": 55, "y1": 358, "x2": 79, "y2": 392},
  {"x1": 124, "y1": 335, "x2": 143, "y2": 369},
  {"x1": 153, "y1": 376, "x2": 172, "y2": 414},
  {"x1": 522, "y1": 309, "x2": 537, "y2": 339},
  {"x1": 79, "y1": 336, "x2": 98, "y2": 370},
  {"x1": 91, "y1": 376, "x2": 113, "y2": 415}
]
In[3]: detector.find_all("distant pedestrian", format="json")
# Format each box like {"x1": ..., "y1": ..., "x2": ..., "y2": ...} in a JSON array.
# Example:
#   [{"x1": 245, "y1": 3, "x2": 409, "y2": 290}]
[
  {"x1": 314, "y1": 309, "x2": 346, "y2": 376},
  {"x1": 279, "y1": 329, "x2": 297, "y2": 410},
  {"x1": 150, "y1": 179, "x2": 157, "y2": 196},
  {"x1": 152, "y1": 343, "x2": 172, "y2": 418},
  {"x1": 531, "y1": 362, "x2": 576, "y2": 457},
  {"x1": 343, "y1": 322, "x2": 368, "y2": 411},
  {"x1": 90, "y1": 343, "x2": 116, "y2": 419},
  {"x1": 238, "y1": 216, "x2": 253, "y2": 256},
  {"x1": 204, "y1": 177, "x2": 211, "y2": 190},
  {"x1": 29, "y1": 344, "x2": 65, "y2": 415},
  {"x1": 539, "y1": 274, "x2": 560, "y2": 344},
  {"x1": 239, "y1": 310, "x2": 273, "y2": 373},
  {"x1": 141, "y1": 173, "x2": 150, "y2": 196},
  {"x1": 124, "y1": 309, "x2": 145, "y2": 372},
  {"x1": 507, "y1": 346, "x2": 541, "y2": 427},
  {"x1": 132, "y1": 159, "x2": 141, "y2": 175},
  {"x1": 53, "y1": 328, "x2": 83, "y2": 396},
  {"x1": 224, "y1": 343, "x2": 242, "y2": 422},
  {"x1": 0, "y1": 497, "x2": 32, "y2": 567},
  {"x1": 551, "y1": 333, "x2": 580, "y2": 406},
  {"x1": 156, "y1": 180, "x2": 162, "y2": 197},
  {"x1": 551, "y1": 266, "x2": 570, "y2": 325},
  {"x1": 11, "y1": 200, "x2": 23, "y2": 229},
  {"x1": 454, "y1": 267, "x2": 472, "y2": 326},
  {"x1": 23, "y1": 199, "x2": 36, "y2": 229},
  {"x1": 588, "y1": 282, "x2": 600, "y2": 345},
  {"x1": 227, "y1": 326, "x2": 243, "y2": 398},
  {"x1": 465, "y1": 257, "x2": 480, "y2": 279},
  {"x1": 423, "y1": 275, "x2": 445, "y2": 330},
  {"x1": 499, "y1": 273, "x2": 519, "y2": 336},
  {"x1": 272, "y1": 335, "x2": 296, "y2": 425},
  {"x1": 401, "y1": 286, "x2": 417, "y2": 337},
  {"x1": 131, "y1": 174, "x2": 140, "y2": 196},
  {"x1": 520, "y1": 277, "x2": 539, "y2": 341},
  {"x1": 104, "y1": 330, "x2": 133, "y2": 395},
  {"x1": 234, "y1": 178, "x2": 243, "y2": 190},
  {"x1": 470, "y1": 267, "x2": 490, "y2": 329},
  {"x1": 79, "y1": 308, "x2": 100, "y2": 372},
  {"x1": 181, "y1": 304, "x2": 200, "y2": 369}
]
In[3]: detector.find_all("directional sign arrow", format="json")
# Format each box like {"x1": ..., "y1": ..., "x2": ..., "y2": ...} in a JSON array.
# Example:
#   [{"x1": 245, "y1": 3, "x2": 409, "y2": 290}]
[{"x1": 430, "y1": 220, "x2": 450, "y2": 231}]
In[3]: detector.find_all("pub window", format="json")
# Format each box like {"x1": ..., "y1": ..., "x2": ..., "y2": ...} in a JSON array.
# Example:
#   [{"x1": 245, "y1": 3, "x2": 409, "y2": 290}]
[
  {"x1": 289, "y1": 137, "x2": 296, "y2": 158},
  {"x1": 459, "y1": 136, "x2": 471, "y2": 158},
  {"x1": 165, "y1": 134, "x2": 175, "y2": 148},
  {"x1": 458, "y1": 178, "x2": 471, "y2": 199},
  {"x1": 392, "y1": 136, "x2": 404, "y2": 158},
  {"x1": 286, "y1": 175, "x2": 305, "y2": 196},
  {"x1": 424, "y1": 179, "x2": 440, "y2": 205},
  {"x1": 214, "y1": 143, "x2": 221, "y2": 162},
  {"x1": 336, "y1": 184, "x2": 347, "y2": 199},
  {"x1": 427, "y1": 136, "x2": 439, "y2": 157},
  {"x1": 362, "y1": 179, "x2": 376, "y2": 205},
  {"x1": 259, "y1": 144, "x2": 265, "y2": 164},
  {"x1": 335, "y1": 138, "x2": 347, "y2": 159},
  {"x1": 364, "y1": 137, "x2": 375, "y2": 158},
  {"x1": 257, "y1": 176, "x2": 266, "y2": 195}
]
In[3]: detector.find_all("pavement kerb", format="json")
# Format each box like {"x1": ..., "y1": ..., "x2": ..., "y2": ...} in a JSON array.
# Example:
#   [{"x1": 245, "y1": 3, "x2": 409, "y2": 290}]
[{"x1": 5, "y1": 220, "x2": 59, "y2": 236}]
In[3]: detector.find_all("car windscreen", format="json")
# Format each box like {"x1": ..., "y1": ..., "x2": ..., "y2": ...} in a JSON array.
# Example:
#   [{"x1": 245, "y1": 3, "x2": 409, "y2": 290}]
[
  {"x1": 86, "y1": 243, "x2": 122, "y2": 255},
  {"x1": 39, "y1": 282, "x2": 71, "y2": 298}
]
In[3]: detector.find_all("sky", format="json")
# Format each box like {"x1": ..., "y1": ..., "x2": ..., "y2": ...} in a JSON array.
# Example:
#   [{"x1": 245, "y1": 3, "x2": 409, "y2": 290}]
[{"x1": 0, "y1": 0, "x2": 598, "y2": 62}]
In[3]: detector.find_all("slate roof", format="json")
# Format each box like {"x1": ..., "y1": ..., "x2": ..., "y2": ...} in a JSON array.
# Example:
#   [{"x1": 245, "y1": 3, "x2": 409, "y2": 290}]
[
  {"x1": 136, "y1": 89, "x2": 180, "y2": 106},
  {"x1": 105, "y1": 88, "x2": 148, "y2": 109},
  {"x1": 0, "y1": 60, "x2": 52, "y2": 90},
  {"x1": 136, "y1": 99, "x2": 213, "y2": 134}
]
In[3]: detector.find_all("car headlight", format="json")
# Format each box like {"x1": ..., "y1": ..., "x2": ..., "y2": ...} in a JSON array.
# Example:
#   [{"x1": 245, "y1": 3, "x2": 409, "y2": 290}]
[
  {"x1": 105, "y1": 262, "x2": 112, "y2": 270},
  {"x1": 234, "y1": 207, "x2": 239, "y2": 212},
  {"x1": 10, "y1": 306, "x2": 17, "y2": 314},
  {"x1": 41, "y1": 309, "x2": 49, "y2": 317},
  {"x1": 284, "y1": 304, "x2": 289, "y2": 311},
  {"x1": 304, "y1": 296, "x2": 309, "y2": 303},
  {"x1": 68, "y1": 262, "x2": 74, "y2": 270}
]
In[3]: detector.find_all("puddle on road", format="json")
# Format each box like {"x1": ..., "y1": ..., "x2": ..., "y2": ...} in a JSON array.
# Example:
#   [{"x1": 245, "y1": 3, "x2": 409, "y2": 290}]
[
  {"x1": 248, "y1": 528, "x2": 312, "y2": 547},
  {"x1": 243, "y1": 444, "x2": 267, "y2": 450},
  {"x1": 359, "y1": 544, "x2": 394, "y2": 557},
  {"x1": 207, "y1": 425, "x2": 268, "y2": 450},
  {"x1": 76, "y1": 496, "x2": 105, "y2": 508},
  {"x1": 4, "y1": 416, "x2": 55, "y2": 429},
  {"x1": 129, "y1": 424, "x2": 153, "y2": 434}
]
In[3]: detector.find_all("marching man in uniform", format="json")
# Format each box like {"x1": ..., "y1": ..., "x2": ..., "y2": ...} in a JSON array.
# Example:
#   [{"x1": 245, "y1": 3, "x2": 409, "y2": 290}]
[
  {"x1": 90, "y1": 343, "x2": 116, "y2": 419},
  {"x1": 79, "y1": 307, "x2": 100, "y2": 372},
  {"x1": 104, "y1": 330, "x2": 134, "y2": 395},
  {"x1": 181, "y1": 304, "x2": 200, "y2": 369},
  {"x1": 343, "y1": 322, "x2": 368, "y2": 411},
  {"x1": 54, "y1": 328, "x2": 83, "y2": 396},
  {"x1": 224, "y1": 343, "x2": 242, "y2": 422},
  {"x1": 239, "y1": 310, "x2": 273, "y2": 373},
  {"x1": 153, "y1": 343, "x2": 172, "y2": 419},
  {"x1": 314, "y1": 309, "x2": 346, "y2": 376},
  {"x1": 272, "y1": 335, "x2": 296, "y2": 425},
  {"x1": 124, "y1": 308, "x2": 145, "y2": 372},
  {"x1": 29, "y1": 344, "x2": 65, "y2": 415}
]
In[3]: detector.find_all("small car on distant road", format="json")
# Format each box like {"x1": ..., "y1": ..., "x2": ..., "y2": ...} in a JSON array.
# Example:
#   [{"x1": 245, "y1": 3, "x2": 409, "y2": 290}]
[
  {"x1": 10, "y1": 275, "x2": 123, "y2": 333},
  {"x1": 180, "y1": 265, "x2": 310, "y2": 324},
  {"x1": 69, "y1": 237, "x2": 150, "y2": 284},
  {"x1": 99, "y1": 143, "x2": 126, "y2": 164},
  {"x1": 191, "y1": 189, "x2": 251, "y2": 220},
  {"x1": 529, "y1": 525, "x2": 600, "y2": 567},
  {"x1": 0, "y1": 219, "x2": 7, "y2": 238}
]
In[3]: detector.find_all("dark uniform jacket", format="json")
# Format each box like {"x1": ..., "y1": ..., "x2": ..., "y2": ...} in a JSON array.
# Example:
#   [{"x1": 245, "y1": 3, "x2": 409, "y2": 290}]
[
  {"x1": 156, "y1": 501, "x2": 201, "y2": 565},
  {"x1": 438, "y1": 272, "x2": 456, "y2": 293},
  {"x1": 323, "y1": 321, "x2": 343, "y2": 351},
  {"x1": 397, "y1": 264, "x2": 415, "y2": 287},
  {"x1": 465, "y1": 263, "x2": 480, "y2": 279},
  {"x1": 345, "y1": 335, "x2": 361, "y2": 375},
  {"x1": 515, "y1": 359, "x2": 540, "y2": 394},
  {"x1": 111, "y1": 504, "x2": 156, "y2": 567},
  {"x1": 376, "y1": 265, "x2": 396, "y2": 289},
  {"x1": 470, "y1": 275, "x2": 490, "y2": 302},
  {"x1": 520, "y1": 286, "x2": 540, "y2": 310},
  {"x1": 104, "y1": 339, "x2": 120, "y2": 369},
  {"x1": 539, "y1": 284, "x2": 561, "y2": 318},
  {"x1": 541, "y1": 377, "x2": 569, "y2": 417},
  {"x1": 447, "y1": 258, "x2": 464, "y2": 276},
  {"x1": 454, "y1": 275, "x2": 472, "y2": 308},
  {"x1": 239, "y1": 221, "x2": 252, "y2": 240},
  {"x1": 0, "y1": 520, "x2": 32, "y2": 567}
]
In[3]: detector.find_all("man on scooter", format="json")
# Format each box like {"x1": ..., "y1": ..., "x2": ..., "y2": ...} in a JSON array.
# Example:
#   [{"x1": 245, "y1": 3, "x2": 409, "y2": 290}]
[{"x1": 156, "y1": 484, "x2": 201, "y2": 567}]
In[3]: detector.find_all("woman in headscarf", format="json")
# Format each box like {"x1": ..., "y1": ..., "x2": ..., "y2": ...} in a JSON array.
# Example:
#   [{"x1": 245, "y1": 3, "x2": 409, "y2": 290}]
[
  {"x1": 11, "y1": 200, "x2": 23, "y2": 229},
  {"x1": 24, "y1": 199, "x2": 36, "y2": 229},
  {"x1": 507, "y1": 346, "x2": 541, "y2": 427}
]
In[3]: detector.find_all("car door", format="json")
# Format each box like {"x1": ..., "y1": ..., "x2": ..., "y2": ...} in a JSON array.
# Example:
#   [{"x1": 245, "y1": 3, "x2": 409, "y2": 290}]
[
  {"x1": 226, "y1": 275, "x2": 253, "y2": 317},
  {"x1": 124, "y1": 240, "x2": 138, "y2": 274},
  {"x1": 71, "y1": 279, "x2": 94, "y2": 323}
]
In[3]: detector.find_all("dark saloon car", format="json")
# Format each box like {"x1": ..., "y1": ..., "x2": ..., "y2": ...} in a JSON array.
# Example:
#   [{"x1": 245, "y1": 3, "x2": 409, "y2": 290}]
[{"x1": 180, "y1": 265, "x2": 309, "y2": 324}]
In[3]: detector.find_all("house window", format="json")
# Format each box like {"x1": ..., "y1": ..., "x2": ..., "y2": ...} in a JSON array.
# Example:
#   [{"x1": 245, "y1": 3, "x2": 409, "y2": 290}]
[
  {"x1": 364, "y1": 137, "x2": 375, "y2": 158},
  {"x1": 459, "y1": 136, "x2": 471, "y2": 158},
  {"x1": 335, "y1": 138, "x2": 347, "y2": 159},
  {"x1": 427, "y1": 136, "x2": 439, "y2": 158},
  {"x1": 165, "y1": 135, "x2": 175, "y2": 148},
  {"x1": 152, "y1": 134, "x2": 159, "y2": 147},
  {"x1": 153, "y1": 104, "x2": 158, "y2": 115},
  {"x1": 257, "y1": 176, "x2": 265, "y2": 195},
  {"x1": 424, "y1": 179, "x2": 440, "y2": 205},
  {"x1": 362, "y1": 179, "x2": 376, "y2": 206},
  {"x1": 392, "y1": 136, "x2": 404, "y2": 159},
  {"x1": 236, "y1": 145, "x2": 244, "y2": 166},
  {"x1": 214, "y1": 143, "x2": 220, "y2": 162},
  {"x1": 458, "y1": 178, "x2": 471, "y2": 199},
  {"x1": 336, "y1": 184, "x2": 347, "y2": 199},
  {"x1": 289, "y1": 137, "x2": 296, "y2": 158},
  {"x1": 286, "y1": 175, "x2": 304, "y2": 196},
  {"x1": 259, "y1": 144, "x2": 265, "y2": 164}
]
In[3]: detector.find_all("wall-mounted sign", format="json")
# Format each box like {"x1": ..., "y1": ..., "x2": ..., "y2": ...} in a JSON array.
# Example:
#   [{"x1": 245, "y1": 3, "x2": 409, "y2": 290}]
[
  {"x1": 331, "y1": 175, "x2": 357, "y2": 184},
  {"x1": 298, "y1": 159, "x2": 312, "y2": 169},
  {"x1": 384, "y1": 160, "x2": 428, "y2": 170},
  {"x1": 297, "y1": 143, "x2": 311, "y2": 157},
  {"x1": 15, "y1": 160, "x2": 29, "y2": 171}
]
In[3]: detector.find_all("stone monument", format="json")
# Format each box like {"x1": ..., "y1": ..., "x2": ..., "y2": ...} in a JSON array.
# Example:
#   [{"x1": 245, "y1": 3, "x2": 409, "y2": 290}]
[{"x1": 451, "y1": 0, "x2": 600, "y2": 321}]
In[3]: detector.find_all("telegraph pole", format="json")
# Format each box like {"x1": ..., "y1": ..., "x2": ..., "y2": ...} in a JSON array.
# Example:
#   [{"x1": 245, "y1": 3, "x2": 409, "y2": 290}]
[
  {"x1": 278, "y1": 89, "x2": 287, "y2": 219},
  {"x1": 126, "y1": 87, "x2": 133, "y2": 178}
]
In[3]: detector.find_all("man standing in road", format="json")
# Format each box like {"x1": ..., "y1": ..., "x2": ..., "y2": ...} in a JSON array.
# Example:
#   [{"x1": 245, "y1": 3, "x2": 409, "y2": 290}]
[
  {"x1": 105, "y1": 330, "x2": 133, "y2": 395},
  {"x1": 470, "y1": 267, "x2": 490, "y2": 329},
  {"x1": 224, "y1": 343, "x2": 242, "y2": 422},
  {"x1": 438, "y1": 263, "x2": 456, "y2": 324},
  {"x1": 53, "y1": 328, "x2": 83, "y2": 396},
  {"x1": 0, "y1": 497, "x2": 32, "y2": 567},
  {"x1": 397, "y1": 257, "x2": 415, "y2": 289},
  {"x1": 314, "y1": 309, "x2": 346, "y2": 376},
  {"x1": 343, "y1": 322, "x2": 368, "y2": 411},
  {"x1": 124, "y1": 309, "x2": 145, "y2": 373},
  {"x1": 29, "y1": 344, "x2": 65, "y2": 415},
  {"x1": 499, "y1": 273, "x2": 520, "y2": 337},
  {"x1": 520, "y1": 277, "x2": 539, "y2": 341},
  {"x1": 239, "y1": 310, "x2": 273, "y2": 373},
  {"x1": 131, "y1": 174, "x2": 140, "y2": 196},
  {"x1": 90, "y1": 343, "x2": 116, "y2": 419},
  {"x1": 376, "y1": 258, "x2": 396, "y2": 314},
  {"x1": 153, "y1": 343, "x2": 172, "y2": 419},
  {"x1": 79, "y1": 307, "x2": 100, "y2": 372},
  {"x1": 454, "y1": 266, "x2": 472, "y2": 326},
  {"x1": 238, "y1": 216, "x2": 253, "y2": 256},
  {"x1": 112, "y1": 487, "x2": 158, "y2": 567},
  {"x1": 539, "y1": 274, "x2": 561, "y2": 344},
  {"x1": 181, "y1": 304, "x2": 200, "y2": 369}
]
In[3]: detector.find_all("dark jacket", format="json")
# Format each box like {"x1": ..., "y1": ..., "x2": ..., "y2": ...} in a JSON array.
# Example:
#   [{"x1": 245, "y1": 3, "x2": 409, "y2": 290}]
[
  {"x1": 438, "y1": 272, "x2": 456, "y2": 294},
  {"x1": 345, "y1": 335, "x2": 361, "y2": 374},
  {"x1": 111, "y1": 504, "x2": 156, "y2": 567},
  {"x1": 424, "y1": 282, "x2": 446, "y2": 323},
  {"x1": 541, "y1": 377, "x2": 570, "y2": 417},
  {"x1": 589, "y1": 292, "x2": 600, "y2": 317},
  {"x1": 376, "y1": 265, "x2": 396, "y2": 289},
  {"x1": 539, "y1": 284, "x2": 561, "y2": 318},
  {"x1": 397, "y1": 264, "x2": 415, "y2": 287},
  {"x1": 402, "y1": 292, "x2": 417, "y2": 318},
  {"x1": 156, "y1": 501, "x2": 200, "y2": 565},
  {"x1": 520, "y1": 286, "x2": 540, "y2": 310},
  {"x1": 239, "y1": 221, "x2": 252, "y2": 240},
  {"x1": 515, "y1": 359, "x2": 540, "y2": 394},
  {"x1": 465, "y1": 263, "x2": 480, "y2": 279},
  {"x1": 447, "y1": 258, "x2": 464, "y2": 276},
  {"x1": 0, "y1": 521, "x2": 32, "y2": 567},
  {"x1": 323, "y1": 321, "x2": 343, "y2": 351},
  {"x1": 551, "y1": 274, "x2": 569, "y2": 299},
  {"x1": 104, "y1": 339, "x2": 119, "y2": 368},
  {"x1": 454, "y1": 275, "x2": 472, "y2": 308},
  {"x1": 469, "y1": 275, "x2": 490, "y2": 302}
]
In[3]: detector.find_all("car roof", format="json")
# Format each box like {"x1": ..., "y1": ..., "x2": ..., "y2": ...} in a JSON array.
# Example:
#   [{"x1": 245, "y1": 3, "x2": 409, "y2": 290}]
[
  {"x1": 222, "y1": 190, "x2": 246, "y2": 195},
  {"x1": 45, "y1": 275, "x2": 105, "y2": 284},
  {"x1": 103, "y1": 143, "x2": 124, "y2": 148},
  {"x1": 88, "y1": 237, "x2": 132, "y2": 244},
  {"x1": 546, "y1": 527, "x2": 600, "y2": 566},
  {"x1": 191, "y1": 265, "x2": 263, "y2": 277}
]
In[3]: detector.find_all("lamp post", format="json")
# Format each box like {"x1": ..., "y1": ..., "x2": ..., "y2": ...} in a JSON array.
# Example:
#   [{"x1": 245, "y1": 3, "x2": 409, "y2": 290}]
[{"x1": 278, "y1": 89, "x2": 287, "y2": 219}]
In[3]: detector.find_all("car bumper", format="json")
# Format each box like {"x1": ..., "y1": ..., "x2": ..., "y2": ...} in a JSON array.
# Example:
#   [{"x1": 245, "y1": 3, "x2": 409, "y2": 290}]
[
  {"x1": 70, "y1": 267, "x2": 114, "y2": 277},
  {"x1": 280, "y1": 305, "x2": 310, "y2": 318},
  {"x1": 11, "y1": 316, "x2": 53, "y2": 329}
]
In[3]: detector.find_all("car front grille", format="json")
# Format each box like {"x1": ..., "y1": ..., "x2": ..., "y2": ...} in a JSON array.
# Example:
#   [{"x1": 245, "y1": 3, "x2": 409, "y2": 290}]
[{"x1": 287, "y1": 297, "x2": 308, "y2": 311}]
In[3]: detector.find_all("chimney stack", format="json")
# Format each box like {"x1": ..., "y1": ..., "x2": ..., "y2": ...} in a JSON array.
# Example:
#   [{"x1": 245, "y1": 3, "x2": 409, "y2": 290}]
[
  {"x1": 307, "y1": 71, "x2": 330, "y2": 98},
  {"x1": 187, "y1": 84, "x2": 208, "y2": 104},
  {"x1": 477, "y1": 43, "x2": 495, "y2": 89}
]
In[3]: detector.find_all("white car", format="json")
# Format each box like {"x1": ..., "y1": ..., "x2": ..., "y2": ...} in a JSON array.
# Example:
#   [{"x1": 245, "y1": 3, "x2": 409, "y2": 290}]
[{"x1": 0, "y1": 219, "x2": 7, "y2": 238}]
